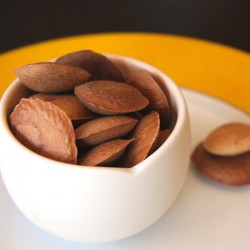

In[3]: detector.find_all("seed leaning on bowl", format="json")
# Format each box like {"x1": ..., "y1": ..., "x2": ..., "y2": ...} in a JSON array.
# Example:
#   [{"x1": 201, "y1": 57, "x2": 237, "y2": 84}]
[
  {"x1": 10, "y1": 49, "x2": 173, "y2": 167},
  {"x1": 56, "y1": 49, "x2": 124, "y2": 82},
  {"x1": 192, "y1": 122, "x2": 250, "y2": 186},
  {"x1": 126, "y1": 70, "x2": 171, "y2": 128},
  {"x1": 154, "y1": 128, "x2": 172, "y2": 151}
]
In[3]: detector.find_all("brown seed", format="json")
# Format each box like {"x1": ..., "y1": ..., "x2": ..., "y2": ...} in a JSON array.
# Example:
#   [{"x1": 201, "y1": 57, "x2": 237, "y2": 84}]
[
  {"x1": 75, "y1": 80, "x2": 149, "y2": 115},
  {"x1": 56, "y1": 50, "x2": 123, "y2": 82},
  {"x1": 78, "y1": 139, "x2": 134, "y2": 166},
  {"x1": 203, "y1": 123, "x2": 250, "y2": 156},
  {"x1": 121, "y1": 111, "x2": 160, "y2": 167},
  {"x1": 50, "y1": 95, "x2": 97, "y2": 124},
  {"x1": 126, "y1": 70, "x2": 171, "y2": 127},
  {"x1": 75, "y1": 115, "x2": 138, "y2": 148},
  {"x1": 30, "y1": 94, "x2": 97, "y2": 125},
  {"x1": 29, "y1": 93, "x2": 62, "y2": 102},
  {"x1": 14, "y1": 62, "x2": 91, "y2": 93},
  {"x1": 154, "y1": 128, "x2": 172, "y2": 151},
  {"x1": 10, "y1": 98, "x2": 77, "y2": 164},
  {"x1": 192, "y1": 143, "x2": 250, "y2": 186}
]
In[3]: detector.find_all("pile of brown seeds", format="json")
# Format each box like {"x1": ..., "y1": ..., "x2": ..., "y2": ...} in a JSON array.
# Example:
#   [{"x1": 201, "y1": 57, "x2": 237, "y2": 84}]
[
  {"x1": 10, "y1": 50, "x2": 172, "y2": 167},
  {"x1": 192, "y1": 123, "x2": 250, "y2": 186}
]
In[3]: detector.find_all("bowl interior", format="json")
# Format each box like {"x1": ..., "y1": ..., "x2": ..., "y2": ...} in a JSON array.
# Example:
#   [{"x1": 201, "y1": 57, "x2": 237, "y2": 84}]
[{"x1": 0, "y1": 54, "x2": 186, "y2": 172}]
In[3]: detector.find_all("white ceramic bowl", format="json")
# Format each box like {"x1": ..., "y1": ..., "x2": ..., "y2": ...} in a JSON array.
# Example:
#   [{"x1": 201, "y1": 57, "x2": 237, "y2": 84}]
[{"x1": 0, "y1": 54, "x2": 191, "y2": 243}]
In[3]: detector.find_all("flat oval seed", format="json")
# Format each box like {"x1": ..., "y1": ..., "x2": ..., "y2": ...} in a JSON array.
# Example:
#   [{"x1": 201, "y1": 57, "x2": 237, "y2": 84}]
[
  {"x1": 30, "y1": 94, "x2": 97, "y2": 124},
  {"x1": 75, "y1": 115, "x2": 138, "y2": 147},
  {"x1": 56, "y1": 50, "x2": 123, "y2": 81},
  {"x1": 126, "y1": 70, "x2": 171, "y2": 128},
  {"x1": 78, "y1": 139, "x2": 134, "y2": 166},
  {"x1": 192, "y1": 143, "x2": 250, "y2": 186},
  {"x1": 203, "y1": 123, "x2": 250, "y2": 156},
  {"x1": 154, "y1": 128, "x2": 172, "y2": 151},
  {"x1": 14, "y1": 62, "x2": 91, "y2": 93},
  {"x1": 75, "y1": 80, "x2": 149, "y2": 115},
  {"x1": 121, "y1": 111, "x2": 160, "y2": 167}
]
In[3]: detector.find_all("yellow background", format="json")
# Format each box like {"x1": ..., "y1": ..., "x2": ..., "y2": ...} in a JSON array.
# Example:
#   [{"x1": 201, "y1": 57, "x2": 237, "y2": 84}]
[{"x1": 0, "y1": 32, "x2": 249, "y2": 113}]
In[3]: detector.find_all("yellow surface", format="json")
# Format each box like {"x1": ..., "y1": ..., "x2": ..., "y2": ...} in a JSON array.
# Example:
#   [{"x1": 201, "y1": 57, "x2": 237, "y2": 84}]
[{"x1": 0, "y1": 32, "x2": 249, "y2": 113}]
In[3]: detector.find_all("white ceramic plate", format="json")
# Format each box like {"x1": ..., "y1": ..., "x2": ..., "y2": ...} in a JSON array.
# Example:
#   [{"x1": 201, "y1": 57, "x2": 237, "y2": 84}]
[{"x1": 0, "y1": 88, "x2": 249, "y2": 250}]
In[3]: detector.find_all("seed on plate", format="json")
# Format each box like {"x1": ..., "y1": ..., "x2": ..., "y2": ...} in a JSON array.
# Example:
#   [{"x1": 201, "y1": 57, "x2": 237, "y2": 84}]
[
  {"x1": 203, "y1": 122, "x2": 250, "y2": 156},
  {"x1": 192, "y1": 143, "x2": 250, "y2": 186}
]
